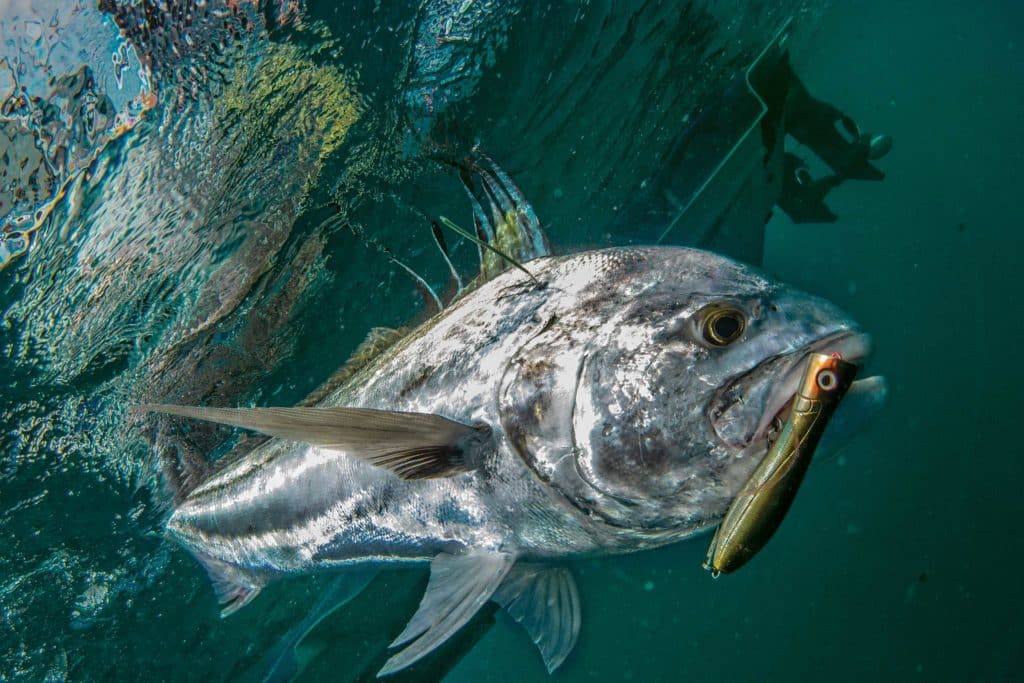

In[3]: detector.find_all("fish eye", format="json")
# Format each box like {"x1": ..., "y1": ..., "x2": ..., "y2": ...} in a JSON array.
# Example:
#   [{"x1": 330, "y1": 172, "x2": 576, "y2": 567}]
[
  {"x1": 699, "y1": 305, "x2": 746, "y2": 347},
  {"x1": 816, "y1": 368, "x2": 838, "y2": 391}
]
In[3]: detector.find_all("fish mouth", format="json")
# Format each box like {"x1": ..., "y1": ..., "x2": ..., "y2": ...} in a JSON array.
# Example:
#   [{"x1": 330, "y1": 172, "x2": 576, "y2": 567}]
[{"x1": 709, "y1": 330, "x2": 876, "y2": 449}]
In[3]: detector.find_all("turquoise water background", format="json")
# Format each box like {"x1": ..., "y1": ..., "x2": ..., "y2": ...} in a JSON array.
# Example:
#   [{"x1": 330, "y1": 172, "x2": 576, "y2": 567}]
[{"x1": 1, "y1": 1, "x2": 1022, "y2": 680}]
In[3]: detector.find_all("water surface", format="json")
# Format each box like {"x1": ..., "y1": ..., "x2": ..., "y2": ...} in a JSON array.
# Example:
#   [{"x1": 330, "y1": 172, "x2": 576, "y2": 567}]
[{"x1": 1, "y1": 1, "x2": 1021, "y2": 680}]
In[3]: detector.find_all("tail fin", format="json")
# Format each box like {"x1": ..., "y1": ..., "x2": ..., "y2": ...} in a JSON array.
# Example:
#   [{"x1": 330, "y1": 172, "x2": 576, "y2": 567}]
[{"x1": 192, "y1": 550, "x2": 262, "y2": 617}]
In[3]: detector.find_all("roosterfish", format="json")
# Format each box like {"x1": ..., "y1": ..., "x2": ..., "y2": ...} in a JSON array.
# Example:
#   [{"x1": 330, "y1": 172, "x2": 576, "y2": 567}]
[{"x1": 143, "y1": 156, "x2": 885, "y2": 676}]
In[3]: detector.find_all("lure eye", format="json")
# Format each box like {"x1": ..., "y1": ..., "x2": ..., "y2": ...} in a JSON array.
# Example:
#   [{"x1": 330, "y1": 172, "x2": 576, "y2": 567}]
[
  {"x1": 699, "y1": 305, "x2": 746, "y2": 347},
  {"x1": 816, "y1": 368, "x2": 838, "y2": 391}
]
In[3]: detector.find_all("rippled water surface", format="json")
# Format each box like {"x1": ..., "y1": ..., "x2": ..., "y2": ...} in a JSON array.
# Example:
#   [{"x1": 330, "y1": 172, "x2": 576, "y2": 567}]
[{"x1": 2, "y1": 1, "x2": 1021, "y2": 680}]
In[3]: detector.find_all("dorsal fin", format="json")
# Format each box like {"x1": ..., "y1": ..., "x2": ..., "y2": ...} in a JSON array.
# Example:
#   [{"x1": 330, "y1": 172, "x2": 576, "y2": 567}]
[
  {"x1": 475, "y1": 153, "x2": 549, "y2": 259},
  {"x1": 430, "y1": 220, "x2": 465, "y2": 299},
  {"x1": 380, "y1": 245, "x2": 444, "y2": 315},
  {"x1": 437, "y1": 216, "x2": 539, "y2": 286},
  {"x1": 343, "y1": 219, "x2": 445, "y2": 314},
  {"x1": 451, "y1": 154, "x2": 550, "y2": 284}
]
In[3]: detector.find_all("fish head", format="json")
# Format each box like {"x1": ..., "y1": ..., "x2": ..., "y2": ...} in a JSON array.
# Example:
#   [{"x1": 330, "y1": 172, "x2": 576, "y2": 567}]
[{"x1": 552, "y1": 247, "x2": 884, "y2": 536}]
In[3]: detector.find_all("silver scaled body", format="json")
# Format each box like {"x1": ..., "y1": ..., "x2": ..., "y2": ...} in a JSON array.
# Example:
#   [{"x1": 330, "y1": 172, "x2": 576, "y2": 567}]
[{"x1": 167, "y1": 246, "x2": 870, "y2": 581}]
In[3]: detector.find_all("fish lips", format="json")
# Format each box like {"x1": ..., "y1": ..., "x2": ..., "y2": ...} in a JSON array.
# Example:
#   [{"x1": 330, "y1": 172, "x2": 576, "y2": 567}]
[{"x1": 708, "y1": 330, "x2": 876, "y2": 450}]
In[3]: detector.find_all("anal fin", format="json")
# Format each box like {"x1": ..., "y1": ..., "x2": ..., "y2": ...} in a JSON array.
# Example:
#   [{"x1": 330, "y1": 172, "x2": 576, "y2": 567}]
[
  {"x1": 492, "y1": 565, "x2": 581, "y2": 673},
  {"x1": 378, "y1": 551, "x2": 515, "y2": 677}
]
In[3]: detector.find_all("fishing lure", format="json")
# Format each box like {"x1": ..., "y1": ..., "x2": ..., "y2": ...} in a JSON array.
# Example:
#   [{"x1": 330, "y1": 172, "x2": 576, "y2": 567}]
[{"x1": 705, "y1": 352, "x2": 859, "y2": 575}]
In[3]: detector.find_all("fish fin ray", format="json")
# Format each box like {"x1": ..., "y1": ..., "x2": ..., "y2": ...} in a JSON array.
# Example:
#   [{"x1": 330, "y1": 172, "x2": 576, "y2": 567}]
[
  {"x1": 139, "y1": 404, "x2": 490, "y2": 480},
  {"x1": 430, "y1": 220, "x2": 465, "y2": 298},
  {"x1": 192, "y1": 551, "x2": 262, "y2": 617},
  {"x1": 378, "y1": 551, "x2": 515, "y2": 676},
  {"x1": 448, "y1": 152, "x2": 549, "y2": 285},
  {"x1": 492, "y1": 564, "x2": 581, "y2": 672},
  {"x1": 472, "y1": 154, "x2": 550, "y2": 262}
]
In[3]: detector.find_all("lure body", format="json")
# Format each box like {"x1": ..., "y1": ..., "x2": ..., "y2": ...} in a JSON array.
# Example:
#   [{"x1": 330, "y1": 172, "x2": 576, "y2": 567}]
[{"x1": 705, "y1": 353, "x2": 860, "y2": 574}]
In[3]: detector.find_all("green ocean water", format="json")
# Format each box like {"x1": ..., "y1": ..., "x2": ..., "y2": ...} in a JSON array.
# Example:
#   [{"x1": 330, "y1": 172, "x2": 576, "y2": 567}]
[{"x1": 1, "y1": 1, "x2": 1021, "y2": 681}]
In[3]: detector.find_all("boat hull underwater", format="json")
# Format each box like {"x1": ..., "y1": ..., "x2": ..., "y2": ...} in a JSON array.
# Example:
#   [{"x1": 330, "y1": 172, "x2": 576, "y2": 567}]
[{"x1": 146, "y1": 155, "x2": 887, "y2": 677}]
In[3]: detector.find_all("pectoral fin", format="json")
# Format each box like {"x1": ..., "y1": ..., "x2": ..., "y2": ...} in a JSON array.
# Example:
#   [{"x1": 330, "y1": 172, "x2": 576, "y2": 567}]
[
  {"x1": 492, "y1": 565, "x2": 581, "y2": 673},
  {"x1": 140, "y1": 404, "x2": 491, "y2": 480},
  {"x1": 378, "y1": 551, "x2": 515, "y2": 677}
]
